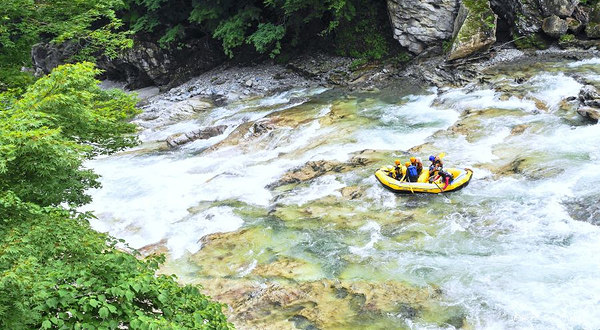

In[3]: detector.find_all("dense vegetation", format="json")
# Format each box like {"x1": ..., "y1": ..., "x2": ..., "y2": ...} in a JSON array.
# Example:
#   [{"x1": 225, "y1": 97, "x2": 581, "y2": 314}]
[
  {"x1": 0, "y1": 63, "x2": 233, "y2": 328},
  {"x1": 124, "y1": 0, "x2": 394, "y2": 59},
  {"x1": 0, "y1": 1, "x2": 398, "y2": 327}
]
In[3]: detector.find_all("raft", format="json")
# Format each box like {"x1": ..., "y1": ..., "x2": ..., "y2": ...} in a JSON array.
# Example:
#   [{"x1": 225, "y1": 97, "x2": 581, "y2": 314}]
[{"x1": 374, "y1": 167, "x2": 473, "y2": 194}]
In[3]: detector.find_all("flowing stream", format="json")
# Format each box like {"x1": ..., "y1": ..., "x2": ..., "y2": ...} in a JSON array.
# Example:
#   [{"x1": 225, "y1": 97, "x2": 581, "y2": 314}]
[{"x1": 83, "y1": 58, "x2": 600, "y2": 329}]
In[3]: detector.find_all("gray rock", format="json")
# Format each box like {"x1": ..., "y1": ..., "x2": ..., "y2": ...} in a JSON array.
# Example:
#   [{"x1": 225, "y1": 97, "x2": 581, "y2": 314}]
[
  {"x1": 166, "y1": 125, "x2": 227, "y2": 148},
  {"x1": 490, "y1": 0, "x2": 544, "y2": 36},
  {"x1": 542, "y1": 15, "x2": 568, "y2": 38},
  {"x1": 448, "y1": 1, "x2": 498, "y2": 60},
  {"x1": 387, "y1": 0, "x2": 460, "y2": 54},
  {"x1": 538, "y1": 0, "x2": 578, "y2": 18},
  {"x1": 245, "y1": 79, "x2": 253, "y2": 87},
  {"x1": 579, "y1": 85, "x2": 600, "y2": 101},
  {"x1": 577, "y1": 106, "x2": 600, "y2": 122}
]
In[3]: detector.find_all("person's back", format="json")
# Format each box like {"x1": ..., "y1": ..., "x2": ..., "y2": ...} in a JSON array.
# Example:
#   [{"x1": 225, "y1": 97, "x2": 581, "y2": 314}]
[
  {"x1": 406, "y1": 162, "x2": 418, "y2": 182},
  {"x1": 410, "y1": 157, "x2": 423, "y2": 175}
]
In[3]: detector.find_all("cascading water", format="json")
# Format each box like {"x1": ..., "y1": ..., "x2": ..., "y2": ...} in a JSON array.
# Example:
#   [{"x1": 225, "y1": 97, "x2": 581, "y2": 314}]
[{"x1": 83, "y1": 58, "x2": 600, "y2": 329}]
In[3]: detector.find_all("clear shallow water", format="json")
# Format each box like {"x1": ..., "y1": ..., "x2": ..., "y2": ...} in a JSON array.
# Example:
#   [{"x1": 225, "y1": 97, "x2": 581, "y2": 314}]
[{"x1": 84, "y1": 59, "x2": 600, "y2": 329}]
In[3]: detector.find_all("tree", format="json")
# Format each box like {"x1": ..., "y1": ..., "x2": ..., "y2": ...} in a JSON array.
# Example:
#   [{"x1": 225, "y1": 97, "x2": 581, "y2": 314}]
[
  {"x1": 0, "y1": 62, "x2": 139, "y2": 207},
  {"x1": 0, "y1": 0, "x2": 132, "y2": 90},
  {"x1": 0, "y1": 63, "x2": 233, "y2": 329},
  {"x1": 0, "y1": 192, "x2": 233, "y2": 330}
]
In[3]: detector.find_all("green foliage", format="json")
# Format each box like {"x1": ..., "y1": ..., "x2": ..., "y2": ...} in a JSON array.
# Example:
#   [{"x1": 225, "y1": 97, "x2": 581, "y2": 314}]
[
  {"x1": 560, "y1": 34, "x2": 576, "y2": 42},
  {"x1": 125, "y1": 0, "x2": 379, "y2": 58},
  {"x1": 579, "y1": 0, "x2": 599, "y2": 6},
  {"x1": 333, "y1": 1, "x2": 390, "y2": 60},
  {"x1": 0, "y1": 192, "x2": 233, "y2": 330},
  {"x1": 0, "y1": 0, "x2": 132, "y2": 89},
  {"x1": 513, "y1": 33, "x2": 550, "y2": 50},
  {"x1": 247, "y1": 23, "x2": 286, "y2": 58},
  {"x1": 0, "y1": 62, "x2": 233, "y2": 329},
  {"x1": 0, "y1": 62, "x2": 139, "y2": 207}
]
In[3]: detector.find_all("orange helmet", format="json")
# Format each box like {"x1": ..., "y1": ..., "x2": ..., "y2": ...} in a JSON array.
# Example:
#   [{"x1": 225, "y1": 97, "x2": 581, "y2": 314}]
[
  {"x1": 405, "y1": 162, "x2": 411, "y2": 167},
  {"x1": 410, "y1": 157, "x2": 416, "y2": 163},
  {"x1": 395, "y1": 159, "x2": 401, "y2": 165}
]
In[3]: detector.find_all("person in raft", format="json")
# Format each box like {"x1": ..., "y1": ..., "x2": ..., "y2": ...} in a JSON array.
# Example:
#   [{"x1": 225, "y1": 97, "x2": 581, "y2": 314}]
[
  {"x1": 428, "y1": 155, "x2": 443, "y2": 180},
  {"x1": 410, "y1": 157, "x2": 423, "y2": 175},
  {"x1": 406, "y1": 161, "x2": 419, "y2": 182},
  {"x1": 433, "y1": 168, "x2": 454, "y2": 190},
  {"x1": 390, "y1": 159, "x2": 403, "y2": 180}
]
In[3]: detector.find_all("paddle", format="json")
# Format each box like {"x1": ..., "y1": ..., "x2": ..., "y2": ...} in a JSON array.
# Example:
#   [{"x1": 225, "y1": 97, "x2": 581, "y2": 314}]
[{"x1": 432, "y1": 179, "x2": 450, "y2": 200}]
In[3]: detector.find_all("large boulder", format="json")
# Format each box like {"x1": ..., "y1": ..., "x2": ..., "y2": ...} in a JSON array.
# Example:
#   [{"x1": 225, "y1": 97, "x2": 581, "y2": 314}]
[
  {"x1": 386, "y1": 0, "x2": 460, "y2": 54},
  {"x1": 586, "y1": 3, "x2": 600, "y2": 38},
  {"x1": 538, "y1": 0, "x2": 578, "y2": 18},
  {"x1": 542, "y1": 15, "x2": 569, "y2": 38},
  {"x1": 448, "y1": 0, "x2": 498, "y2": 60}
]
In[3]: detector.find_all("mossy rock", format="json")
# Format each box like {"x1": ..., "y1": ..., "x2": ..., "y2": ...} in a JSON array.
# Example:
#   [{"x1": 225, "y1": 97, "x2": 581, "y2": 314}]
[{"x1": 448, "y1": 0, "x2": 498, "y2": 60}]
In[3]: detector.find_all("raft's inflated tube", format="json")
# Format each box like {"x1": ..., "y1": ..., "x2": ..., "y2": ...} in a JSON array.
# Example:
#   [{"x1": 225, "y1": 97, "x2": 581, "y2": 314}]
[{"x1": 375, "y1": 167, "x2": 473, "y2": 194}]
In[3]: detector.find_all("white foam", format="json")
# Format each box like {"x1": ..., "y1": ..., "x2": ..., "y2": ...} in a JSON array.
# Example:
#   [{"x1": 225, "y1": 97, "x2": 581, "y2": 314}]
[{"x1": 566, "y1": 57, "x2": 600, "y2": 67}]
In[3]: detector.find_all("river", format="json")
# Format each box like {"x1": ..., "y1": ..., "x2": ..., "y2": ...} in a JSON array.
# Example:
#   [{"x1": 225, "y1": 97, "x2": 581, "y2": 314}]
[{"x1": 83, "y1": 57, "x2": 600, "y2": 329}]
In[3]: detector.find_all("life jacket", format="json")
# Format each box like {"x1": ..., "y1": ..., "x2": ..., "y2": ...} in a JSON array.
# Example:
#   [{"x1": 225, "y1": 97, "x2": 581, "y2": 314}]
[{"x1": 407, "y1": 165, "x2": 418, "y2": 179}]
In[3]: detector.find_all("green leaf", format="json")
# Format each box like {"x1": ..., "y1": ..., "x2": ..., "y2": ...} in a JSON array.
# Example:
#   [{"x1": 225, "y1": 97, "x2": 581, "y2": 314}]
[
  {"x1": 42, "y1": 320, "x2": 52, "y2": 329},
  {"x1": 98, "y1": 306, "x2": 109, "y2": 318}
]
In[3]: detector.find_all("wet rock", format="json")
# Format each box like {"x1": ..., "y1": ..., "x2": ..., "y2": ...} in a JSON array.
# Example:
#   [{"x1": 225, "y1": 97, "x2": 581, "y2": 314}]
[
  {"x1": 166, "y1": 125, "x2": 227, "y2": 148},
  {"x1": 271, "y1": 156, "x2": 376, "y2": 188},
  {"x1": 538, "y1": 0, "x2": 578, "y2": 18},
  {"x1": 510, "y1": 124, "x2": 531, "y2": 135},
  {"x1": 579, "y1": 85, "x2": 600, "y2": 105},
  {"x1": 563, "y1": 196, "x2": 600, "y2": 225},
  {"x1": 387, "y1": 0, "x2": 460, "y2": 54},
  {"x1": 448, "y1": 0, "x2": 498, "y2": 60},
  {"x1": 274, "y1": 160, "x2": 346, "y2": 187},
  {"x1": 138, "y1": 238, "x2": 169, "y2": 257},
  {"x1": 542, "y1": 15, "x2": 569, "y2": 38},
  {"x1": 495, "y1": 156, "x2": 564, "y2": 180},
  {"x1": 577, "y1": 106, "x2": 600, "y2": 122},
  {"x1": 340, "y1": 186, "x2": 362, "y2": 200},
  {"x1": 198, "y1": 277, "x2": 448, "y2": 330}
]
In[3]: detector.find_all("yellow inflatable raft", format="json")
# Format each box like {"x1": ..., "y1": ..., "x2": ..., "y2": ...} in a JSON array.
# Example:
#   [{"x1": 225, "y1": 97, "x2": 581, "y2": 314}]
[{"x1": 374, "y1": 167, "x2": 473, "y2": 194}]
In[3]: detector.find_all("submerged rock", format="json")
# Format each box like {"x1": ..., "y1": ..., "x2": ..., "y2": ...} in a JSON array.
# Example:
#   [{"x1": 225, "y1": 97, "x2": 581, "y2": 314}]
[
  {"x1": 197, "y1": 277, "x2": 452, "y2": 330},
  {"x1": 340, "y1": 186, "x2": 363, "y2": 200},
  {"x1": 270, "y1": 156, "x2": 375, "y2": 188},
  {"x1": 166, "y1": 125, "x2": 227, "y2": 148},
  {"x1": 448, "y1": 0, "x2": 498, "y2": 60}
]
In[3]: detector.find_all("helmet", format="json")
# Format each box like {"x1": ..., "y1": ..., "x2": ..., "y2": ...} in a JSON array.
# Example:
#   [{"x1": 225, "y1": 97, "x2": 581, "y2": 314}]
[
  {"x1": 410, "y1": 157, "x2": 416, "y2": 163},
  {"x1": 429, "y1": 155, "x2": 435, "y2": 162},
  {"x1": 395, "y1": 159, "x2": 401, "y2": 165},
  {"x1": 405, "y1": 162, "x2": 411, "y2": 167}
]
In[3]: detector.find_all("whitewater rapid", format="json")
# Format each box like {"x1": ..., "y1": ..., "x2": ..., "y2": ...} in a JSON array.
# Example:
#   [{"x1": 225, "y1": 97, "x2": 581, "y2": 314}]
[{"x1": 84, "y1": 58, "x2": 600, "y2": 329}]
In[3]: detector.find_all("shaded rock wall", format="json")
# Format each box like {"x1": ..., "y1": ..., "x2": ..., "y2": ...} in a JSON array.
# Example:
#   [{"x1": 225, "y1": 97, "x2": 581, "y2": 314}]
[{"x1": 32, "y1": 37, "x2": 225, "y2": 90}]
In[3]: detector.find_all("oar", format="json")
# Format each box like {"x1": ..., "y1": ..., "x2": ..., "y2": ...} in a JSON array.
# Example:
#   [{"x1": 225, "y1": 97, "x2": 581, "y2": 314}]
[
  {"x1": 438, "y1": 152, "x2": 445, "y2": 159},
  {"x1": 432, "y1": 178, "x2": 450, "y2": 200}
]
